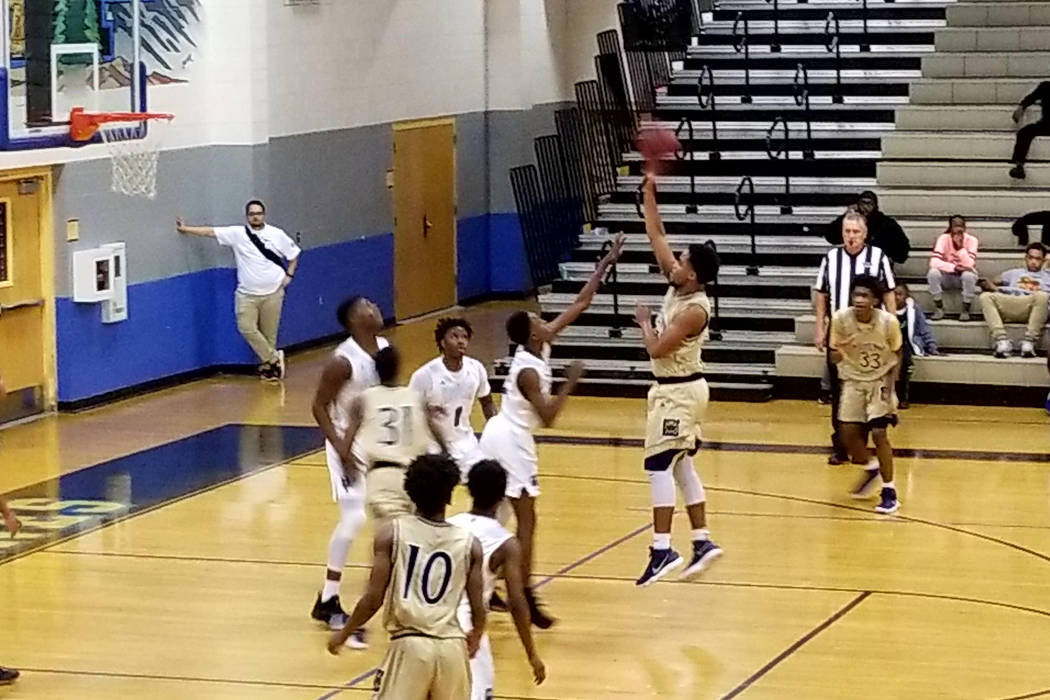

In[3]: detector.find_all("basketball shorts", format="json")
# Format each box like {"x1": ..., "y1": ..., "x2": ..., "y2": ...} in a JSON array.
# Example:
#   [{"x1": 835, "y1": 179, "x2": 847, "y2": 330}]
[
  {"x1": 325, "y1": 440, "x2": 366, "y2": 503},
  {"x1": 643, "y1": 377, "x2": 710, "y2": 471},
  {"x1": 478, "y1": 414, "x2": 539, "y2": 499},
  {"x1": 448, "y1": 437, "x2": 488, "y2": 484},
  {"x1": 838, "y1": 375, "x2": 898, "y2": 427},
  {"x1": 372, "y1": 635, "x2": 471, "y2": 700},
  {"x1": 365, "y1": 466, "x2": 413, "y2": 521},
  {"x1": 457, "y1": 608, "x2": 494, "y2": 700}
]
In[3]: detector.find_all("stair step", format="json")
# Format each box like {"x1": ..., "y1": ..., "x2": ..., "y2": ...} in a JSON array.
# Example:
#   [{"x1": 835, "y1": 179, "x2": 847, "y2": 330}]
[
  {"x1": 617, "y1": 174, "x2": 876, "y2": 193},
  {"x1": 539, "y1": 292, "x2": 812, "y2": 316},
  {"x1": 923, "y1": 51, "x2": 1050, "y2": 79},
  {"x1": 881, "y1": 131, "x2": 1050, "y2": 161},
  {"x1": 935, "y1": 26, "x2": 1050, "y2": 52},
  {"x1": 877, "y1": 188, "x2": 1050, "y2": 217},
  {"x1": 794, "y1": 314, "x2": 1050, "y2": 349},
  {"x1": 878, "y1": 160, "x2": 1050, "y2": 188},
  {"x1": 775, "y1": 344, "x2": 1048, "y2": 386},
  {"x1": 947, "y1": 2, "x2": 1050, "y2": 28},
  {"x1": 909, "y1": 77, "x2": 1039, "y2": 106}
]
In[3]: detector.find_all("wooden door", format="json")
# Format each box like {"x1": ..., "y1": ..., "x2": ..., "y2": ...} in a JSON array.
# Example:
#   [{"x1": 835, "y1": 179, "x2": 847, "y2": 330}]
[
  {"x1": 0, "y1": 177, "x2": 47, "y2": 422},
  {"x1": 393, "y1": 118, "x2": 456, "y2": 320}
]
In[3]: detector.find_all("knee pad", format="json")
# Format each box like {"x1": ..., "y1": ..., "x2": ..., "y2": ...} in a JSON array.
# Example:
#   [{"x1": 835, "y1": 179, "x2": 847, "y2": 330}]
[
  {"x1": 648, "y1": 469, "x2": 676, "y2": 508},
  {"x1": 336, "y1": 499, "x2": 366, "y2": 539},
  {"x1": 673, "y1": 456, "x2": 706, "y2": 506}
]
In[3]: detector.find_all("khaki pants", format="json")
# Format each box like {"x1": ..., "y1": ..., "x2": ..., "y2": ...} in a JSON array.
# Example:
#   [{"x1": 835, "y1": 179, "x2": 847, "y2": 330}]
[
  {"x1": 978, "y1": 291, "x2": 1049, "y2": 344},
  {"x1": 235, "y1": 289, "x2": 284, "y2": 364}
]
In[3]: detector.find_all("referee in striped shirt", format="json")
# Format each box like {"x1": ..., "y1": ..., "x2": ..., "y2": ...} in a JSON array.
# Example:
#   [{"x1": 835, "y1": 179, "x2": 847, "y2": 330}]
[{"x1": 814, "y1": 211, "x2": 897, "y2": 464}]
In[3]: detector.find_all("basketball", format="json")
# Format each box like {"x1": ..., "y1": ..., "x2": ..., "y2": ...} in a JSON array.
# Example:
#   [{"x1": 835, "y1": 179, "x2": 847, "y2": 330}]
[{"x1": 636, "y1": 128, "x2": 681, "y2": 173}]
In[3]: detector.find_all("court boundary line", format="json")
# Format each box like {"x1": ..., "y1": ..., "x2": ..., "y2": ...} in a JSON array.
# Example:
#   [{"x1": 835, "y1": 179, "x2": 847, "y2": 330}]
[
  {"x1": 30, "y1": 549, "x2": 1050, "y2": 620},
  {"x1": 533, "y1": 434, "x2": 1050, "y2": 465},
  {"x1": 544, "y1": 471, "x2": 1050, "y2": 566},
  {"x1": 315, "y1": 523, "x2": 651, "y2": 700},
  {"x1": 9, "y1": 666, "x2": 347, "y2": 691},
  {"x1": 1000, "y1": 689, "x2": 1050, "y2": 700},
  {"x1": 719, "y1": 591, "x2": 871, "y2": 699}
]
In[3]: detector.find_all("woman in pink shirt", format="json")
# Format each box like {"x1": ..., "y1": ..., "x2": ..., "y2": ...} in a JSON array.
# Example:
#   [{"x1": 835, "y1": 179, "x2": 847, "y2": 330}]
[{"x1": 927, "y1": 215, "x2": 979, "y2": 320}]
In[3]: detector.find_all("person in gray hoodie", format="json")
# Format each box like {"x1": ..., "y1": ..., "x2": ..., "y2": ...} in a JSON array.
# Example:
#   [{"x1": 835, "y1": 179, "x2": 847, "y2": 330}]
[{"x1": 978, "y1": 242, "x2": 1050, "y2": 358}]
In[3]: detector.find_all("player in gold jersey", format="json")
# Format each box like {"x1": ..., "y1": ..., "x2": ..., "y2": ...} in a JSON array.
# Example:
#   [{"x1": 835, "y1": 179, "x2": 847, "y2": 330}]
[
  {"x1": 328, "y1": 454, "x2": 486, "y2": 700},
  {"x1": 830, "y1": 274, "x2": 903, "y2": 514},
  {"x1": 633, "y1": 173, "x2": 724, "y2": 587},
  {"x1": 343, "y1": 346, "x2": 447, "y2": 522}
]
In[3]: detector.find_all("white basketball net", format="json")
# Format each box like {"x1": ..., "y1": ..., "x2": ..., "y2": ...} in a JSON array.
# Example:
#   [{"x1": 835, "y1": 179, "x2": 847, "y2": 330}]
[{"x1": 100, "y1": 120, "x2": 169, "y2": 199}]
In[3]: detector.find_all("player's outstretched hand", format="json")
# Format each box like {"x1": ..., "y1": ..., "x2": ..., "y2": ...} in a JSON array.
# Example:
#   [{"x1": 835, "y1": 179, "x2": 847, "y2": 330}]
[
  {"x1": 175, "y1": 217, "x2": 186, "y2": 233},
  {"x1": 601, "y1": 233, "x2": 625, "y2": 267},
  {"x1": 326, "y1": 632, "x2": 344, "y2": 656},
  {"x1": 565, "y1": 360, "x2": 586, "y2": 385},
  {"x1": 3, "y1": 513, "x2": 20, "y2": 539},
  {"x1": 634, "y1": 304, "x2": 652, "y2": 328},
  {"x1": 529, "y1": 654, "x2": 546, "y2": 685}
]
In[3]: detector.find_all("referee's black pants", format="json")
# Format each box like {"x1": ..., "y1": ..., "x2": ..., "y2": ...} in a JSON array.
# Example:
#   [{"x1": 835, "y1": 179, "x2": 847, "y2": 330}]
[{"x1": 826, "y1": 345, "x2": 848, "y2": 461}]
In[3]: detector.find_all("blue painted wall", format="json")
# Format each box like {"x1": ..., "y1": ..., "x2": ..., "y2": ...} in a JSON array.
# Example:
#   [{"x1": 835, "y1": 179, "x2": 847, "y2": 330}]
[{"x1": 57, "y1": 217, "x2": 529, "y2": 403}]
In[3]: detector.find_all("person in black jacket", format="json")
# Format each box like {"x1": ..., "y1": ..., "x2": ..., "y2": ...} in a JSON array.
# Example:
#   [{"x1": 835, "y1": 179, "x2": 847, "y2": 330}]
[
  {"x1": 824, "y1": 191, "x2": 911, "y2": 265},
  {"x1": 1012, "y1": 210, "x2": 1050, "y2": 246},
  {"x1": 1010, "y1": 81, "x2": 1050, "y2": 180}
]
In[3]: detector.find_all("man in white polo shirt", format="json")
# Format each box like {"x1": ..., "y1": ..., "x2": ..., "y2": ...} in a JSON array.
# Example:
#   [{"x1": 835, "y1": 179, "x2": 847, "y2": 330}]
[{"x1": 177, "y1": 199, "x2": 301, "y2": 380}]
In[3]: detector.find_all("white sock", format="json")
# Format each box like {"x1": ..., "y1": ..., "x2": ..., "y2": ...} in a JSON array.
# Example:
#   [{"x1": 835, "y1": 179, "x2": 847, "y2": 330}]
[
  {"x1": 653, "y1": 533, "x2": 672, "y2": 550},
  {"x1": 866, "y1": 458, "x2": 879, "y2": 472},
  {"x1": 321, "y1": 579, "x2": 340, "y2": 602},
  {"x1": 883, "y1": 481, "x2": 895, "y2": 491},
  {"x1": 691, "y1": 528, "x2": 709, "y2": 542}
]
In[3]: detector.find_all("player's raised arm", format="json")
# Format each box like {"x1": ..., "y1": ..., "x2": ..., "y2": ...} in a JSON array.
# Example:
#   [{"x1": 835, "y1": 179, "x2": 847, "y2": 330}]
[
  {"x1": 642, "y1": 175, "x2": 677, "y2": 279},
  {"x1": 543, "y1": 234, "x2": 624, "y2": 337},
  {"x1": 311, "y1": 357, "x2": 353, "y2": 452},
  {"x1": 497, "y1": 538, "x2": 546, "y2": 684},
  {"x1": 465, "y1": 537, "x2": 487, "y2": 658},
  {"x1": 327, "y1": 521, "x2": 395, "y2": 653},
  {"x1": 517, "y1": 362, "x2": 584, "y2": 427}
]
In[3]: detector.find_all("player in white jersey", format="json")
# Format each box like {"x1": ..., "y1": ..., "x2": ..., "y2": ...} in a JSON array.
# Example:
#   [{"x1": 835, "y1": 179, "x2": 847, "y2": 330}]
[
  {"x1": 410, "y1": 317, "x2": 496, "y2": 479},
  {"x1": 328, "y1": 454, "x2": 486, "y2": 700},
  {"x1": 479, "y1": 234, "x2": 624, "y2": 627},
  {"x1": 449, "y1": 460, "x2": 546, "y2": 700},
  {"x1": 633, "y1": 173, "x2": 724, "y2": 587},
  {"x1": 309, "y1": 296, "x2": 386, "y2": 641},
  {"x1": 342, "y1": 345, "x2": 446, "y2": 520}
]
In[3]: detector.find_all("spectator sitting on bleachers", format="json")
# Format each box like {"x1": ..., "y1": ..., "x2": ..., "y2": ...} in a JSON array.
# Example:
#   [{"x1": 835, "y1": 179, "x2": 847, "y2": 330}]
[
  {"x1": 977, "y1": 242, "x2": 1050, "y2": 359},
  {"x1": 1012, "y1": 209, "x2": 1050, "y2": 247},
  {"x1": 1010, "y1": 81, "x2": 1050, "y2": 180},
  {"x1": 893, "y1": 283, "x2": 941, "y2": 409},
  {"x1": 928, "y1": 215, "x2": 979, "y2": 321},
  {"x1": 824, "y1": 191, "x2": 910, "y2": 265}
]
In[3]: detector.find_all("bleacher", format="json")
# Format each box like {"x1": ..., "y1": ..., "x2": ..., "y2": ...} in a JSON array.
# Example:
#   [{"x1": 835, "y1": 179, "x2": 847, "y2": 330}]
[{"x1": 494, "y1": 0, "x2": 1048, "y2": 406}]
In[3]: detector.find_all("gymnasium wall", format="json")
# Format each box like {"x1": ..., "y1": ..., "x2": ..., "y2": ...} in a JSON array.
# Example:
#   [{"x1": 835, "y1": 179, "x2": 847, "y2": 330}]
[{"x1": 9, "y1": 0, "x2": 623, "y2": 404}]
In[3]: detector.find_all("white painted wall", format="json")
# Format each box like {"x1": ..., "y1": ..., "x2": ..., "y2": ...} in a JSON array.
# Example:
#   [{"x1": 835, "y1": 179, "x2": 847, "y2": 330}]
[
  {"x1": 267, "y1": 0, "x2": 486, "y2": 137},
  {"x1": 0, "y1": 0, "x2": 620, "y2": 169}
]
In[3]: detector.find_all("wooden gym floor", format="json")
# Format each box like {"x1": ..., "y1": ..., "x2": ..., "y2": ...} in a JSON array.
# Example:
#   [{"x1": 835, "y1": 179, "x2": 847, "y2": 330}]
[{"x1": 1, "y1": 303, "x2": 1049, "y2": 699}]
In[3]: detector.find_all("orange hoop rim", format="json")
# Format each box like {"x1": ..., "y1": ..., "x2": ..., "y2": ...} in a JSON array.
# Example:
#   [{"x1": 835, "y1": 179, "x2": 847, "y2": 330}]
[{"x1": 69, "y1": 106, "x2": 175, "y2": 142}]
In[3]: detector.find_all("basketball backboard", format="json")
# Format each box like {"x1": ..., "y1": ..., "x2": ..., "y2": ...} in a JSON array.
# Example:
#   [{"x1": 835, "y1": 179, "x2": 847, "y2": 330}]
[{"x1": 0, "y1": 0, "x2": 148, "y2": 150}]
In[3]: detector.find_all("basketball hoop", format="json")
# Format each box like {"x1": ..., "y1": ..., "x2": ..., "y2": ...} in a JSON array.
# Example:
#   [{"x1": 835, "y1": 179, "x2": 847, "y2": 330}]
[{"x1": 69, "y1": 107, "x2": 175, "y2": 200}]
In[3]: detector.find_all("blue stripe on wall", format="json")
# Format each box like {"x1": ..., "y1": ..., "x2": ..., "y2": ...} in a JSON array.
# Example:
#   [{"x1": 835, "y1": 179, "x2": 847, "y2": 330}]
[
  {"x1": 57, "y1": 234, "x2": 394, "y2": 403},
  {"x1": 56, "y1": 216, "x2": 529, "y2": 403},
  {"x1": 487, "y1": 212, "x2": 531, "y2": 294}
]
